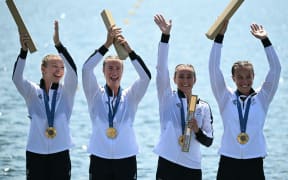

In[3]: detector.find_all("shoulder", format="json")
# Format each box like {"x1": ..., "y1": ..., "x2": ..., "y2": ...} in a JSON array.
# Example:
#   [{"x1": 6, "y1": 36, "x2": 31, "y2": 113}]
[
  {"x1": 198, "y1": 98, "x2": 209, "y2": 105},
  {"x1": 198, "y1": 98, "x2": 212, "y2": 109}
]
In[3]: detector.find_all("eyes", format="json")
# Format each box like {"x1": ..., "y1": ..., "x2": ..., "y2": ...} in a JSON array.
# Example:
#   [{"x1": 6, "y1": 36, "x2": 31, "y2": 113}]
[
  {"x1": 235, "y1": 74, "x2": 253, "y2": 80},
  {"x1": 176, "y1": 73, "x2": 194, "y2": 80},
  {"x1": 177, "y1": 75, "x2": 193, "y2": 79},
  {"x1": 233, "y1": 68, "x2": 254, "y2": 81},
  {"x1": 45, "y1": 63, "x2": 64, "y2": 70},
  {"x1": 51, "y1": 65, "x2": 64, "y2": 69},
  {"x1": 106, "y1": 66, "x2": 121, "y2": 72}
]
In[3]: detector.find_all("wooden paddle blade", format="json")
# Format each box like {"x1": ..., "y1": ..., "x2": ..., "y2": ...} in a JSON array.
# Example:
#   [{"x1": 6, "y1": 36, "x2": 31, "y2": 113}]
[
  {"x1": 205, "y1": 0, "x2": 244, "y2": 40},
  {"x1": 6, "y1": 0, "x2": 37, "y2": 53},
  {"x1": 101, "y1": 9, "x2": 129, "y2": 60}
]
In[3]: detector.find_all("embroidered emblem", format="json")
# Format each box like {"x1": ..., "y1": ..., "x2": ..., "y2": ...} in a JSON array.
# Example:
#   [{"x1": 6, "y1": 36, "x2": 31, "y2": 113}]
[
  {"x1": 251, "y1": 98, "x2": 256, "y2": 105},
  {"x1": 195, "y1": 109, "x2": 201, "y2": 116}
]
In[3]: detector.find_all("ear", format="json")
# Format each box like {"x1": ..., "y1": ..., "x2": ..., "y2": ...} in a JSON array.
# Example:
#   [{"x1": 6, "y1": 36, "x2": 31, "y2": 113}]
[
  {"x1": 232, "y1": 75, "x2": 236, "y2": 82},
  {"x1": 173, "y1": 76, "x2": 177, "y2": 84},
  {"x1": 41, "y1": 66, "x2": 46, "y2": 75}
]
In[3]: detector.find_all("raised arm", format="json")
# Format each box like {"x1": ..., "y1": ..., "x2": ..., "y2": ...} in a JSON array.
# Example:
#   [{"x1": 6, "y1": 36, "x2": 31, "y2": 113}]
[
  {"x1": 12, "y1": 29, "x2": 33, "y2": 98},
  {"x1": 82, "y1": 25, "x2": 121, "y2": 101},
  {"x1": 154, "y1": 14, "x2": 173, "y2": 100},
  {"x1": 53, "y1": 20, "x2": 76, "y2": 73},
  {"x1": 117, "y1": 32, "x2": 151, "y2": 102},
  {"x1": 53, "y1": 21, "x2": 78, "y2": 110},
  {"x1": 250, "y1": 23, "x2": 281, "y2": 109},
  {"x1": 209, "y1": 21, "x2": 230, "y2": 110}
]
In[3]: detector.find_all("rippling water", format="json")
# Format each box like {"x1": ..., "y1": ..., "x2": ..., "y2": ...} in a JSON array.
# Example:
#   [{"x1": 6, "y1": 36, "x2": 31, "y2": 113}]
[{"x1": 1, "y1": 0, "x2": 288, "y2": 179}]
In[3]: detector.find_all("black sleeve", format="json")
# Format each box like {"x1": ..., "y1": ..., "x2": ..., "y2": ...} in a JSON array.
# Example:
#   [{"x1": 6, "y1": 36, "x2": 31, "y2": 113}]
[
  {"x1": 195, "y1": 129, "x2": 213, "y2": 147},
  {"x1": 261, "y1": 37, "x2": 272, "y2": 47},
  {"x1": 86, "y1": 45, "x2": 108, "y2": 61},
  {"x1": 55, "y1": 43, "x2": 77, "y2": 75},
  {"x1": 19, "y1": 48, "x2": 28, "y2": 59},
  {"x1": 98, "y1": 45, "x2": 109, "y2": 56},
  {"x1": 214, "y1": 34, "x2": 224, "y2": 44},
  {"x1": 129, "y1": 51, "x2": 151, "y2": 80},
  {"x1": 161, "y1": 33, "x2": 170, "y2": 43},
  {"x1": 195, "y1": 101, "x2": 213, "y2": 147},
  {"x1": 12, "y1": 48, "x2": 28, "y2": 79}
]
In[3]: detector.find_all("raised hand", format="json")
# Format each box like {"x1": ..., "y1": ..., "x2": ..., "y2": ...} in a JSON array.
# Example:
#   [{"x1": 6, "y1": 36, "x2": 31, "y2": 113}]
[
  {"x1": 219, "y1": 20, "x2": 229, "y2": 35},
  {"x1": 250, "y1": 23, "x2": 267, "y2": 40},
  {"x1": 116, "y1": 34, "x2": 132, "y2": 53},
  {"x1": 154, "y1": 14, "x2": 172, "y2": 35},
  {"x1": 18, "y1": 30, "x2": 30, "y2": 51},
  {"x1": 53, "y1": 20, "x2": 60, "y2": 45},
  {"x1": 104, "y1": 25, "x2": 122, "y2": 49}
]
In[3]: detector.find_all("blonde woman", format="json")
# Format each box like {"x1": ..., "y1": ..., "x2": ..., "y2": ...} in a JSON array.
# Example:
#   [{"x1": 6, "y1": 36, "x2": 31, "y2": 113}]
[{"x1": 12, "y1": 21, "x2": 77, "y2": 180}]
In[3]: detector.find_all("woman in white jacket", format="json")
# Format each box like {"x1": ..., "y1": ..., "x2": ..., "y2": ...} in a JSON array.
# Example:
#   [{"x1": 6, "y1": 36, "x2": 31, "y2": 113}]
[
  {"x1": 209, "y1": 21, "x2": 281, "y2": 180},
  {"x1": 153, "y1": 14, "x2": 214, "y2": 180},
  {"x1": 12, "y1": 21, "x2": 78, "y2": 180},
  {"x1": 82, "y1": 25, "x2": 151, "y2": 180}
]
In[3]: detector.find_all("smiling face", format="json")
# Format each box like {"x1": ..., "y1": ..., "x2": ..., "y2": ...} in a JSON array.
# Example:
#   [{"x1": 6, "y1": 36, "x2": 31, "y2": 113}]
[
  {"x1": 174, "y1": 64, "x2": 196, "y2": 96},
  {"x1": 41, "y1": 55, "x2": 64, "y2": 85},
  {"x1": 103, "y1": 56, "x2": 123, "y2": 93},
  {"x1": 232, "y1": 61, "x2": 254, "y2": 95}
]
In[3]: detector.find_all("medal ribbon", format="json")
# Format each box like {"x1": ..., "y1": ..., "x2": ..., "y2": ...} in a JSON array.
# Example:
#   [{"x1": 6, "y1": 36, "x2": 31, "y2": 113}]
[
  {"x1": 177, "y1": 93, "x2": 185, "y2": 135},
  {"x1": 43, "y1": 89, "x2": 57, "y2": 128},
  {"x1": 105, "y1": 85, "x2": 122, "y2": 128},
  {"x1": 235, "y1": 91, "x2": 252, "y2": 133}
]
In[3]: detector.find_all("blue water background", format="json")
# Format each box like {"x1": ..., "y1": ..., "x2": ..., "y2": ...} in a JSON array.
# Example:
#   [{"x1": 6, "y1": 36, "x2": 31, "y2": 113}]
[{"x1": 1, "y1": 0, "x2": 288, "y2": 179}]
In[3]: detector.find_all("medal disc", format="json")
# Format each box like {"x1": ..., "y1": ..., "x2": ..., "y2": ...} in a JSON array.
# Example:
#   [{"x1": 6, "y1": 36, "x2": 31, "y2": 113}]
[
  {"x1": 46, "y1": 127, "x2": 57, "y2": 139},
  {"x1": 178, "y1": 135, "x2": 184, "y2": 146},
  {"x1": 106, "y1": 127, "x2": 117, "y2": 138},
  {"x1": 237, "y1": 133, "x2": 249, "y2": 144}
]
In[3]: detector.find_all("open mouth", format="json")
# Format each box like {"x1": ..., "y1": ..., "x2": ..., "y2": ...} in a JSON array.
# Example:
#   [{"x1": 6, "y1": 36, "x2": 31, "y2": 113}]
[
  {"x1": 110, "y1": 77, "x2": 119, "y2": 82},
  {"x1": 54, "y1": 74, "x2": 62, "y2": 78},
  {"x1": 182, "y1": 83, "x2": 191, "y2": 88},
  {"x1": 241, "y1": 85, "x2": 250, "y2": 88}
]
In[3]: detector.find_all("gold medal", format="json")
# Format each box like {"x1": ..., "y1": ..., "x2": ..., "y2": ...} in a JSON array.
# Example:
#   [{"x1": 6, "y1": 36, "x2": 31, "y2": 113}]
[
  {"x1": 237, "y1": 132, "x2": 249, "y2": 144},
  {"x1": 45, "y1": 127, "x2": 57, "y2": 139},
  {"x1": 178, "y1": 135, "x2": 184, "y2": 146},
  {"x1": 106, "y1": 127, "x2": 117, "y2": 139}
]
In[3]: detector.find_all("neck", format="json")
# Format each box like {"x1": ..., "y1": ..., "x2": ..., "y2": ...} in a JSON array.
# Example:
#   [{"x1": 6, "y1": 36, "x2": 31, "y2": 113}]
[
  {"x1": 186, "y1": 93, "x2": 191, "y2": 104},
  {"x1": 237, "y1": 89, "x2": 252, "y2": 96},
  {"x1": 106, "y1": 84, "x2": 120, "y2": 97},
  {"x1": 177, "y1": 89, "x2": 191, "y2": 101},
  {"x1": 113, "y1": 88, "x2": 118, "y2": 96},
  {"x1": 183, "y1": 91, "x2": 192, "y2": 104},
  {"x1": 44, "y1": 80, "x2": 52, "y2": 93}
]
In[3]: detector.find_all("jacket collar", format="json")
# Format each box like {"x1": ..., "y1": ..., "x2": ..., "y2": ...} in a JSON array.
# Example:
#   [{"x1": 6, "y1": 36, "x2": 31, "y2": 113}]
[
  {"x1": 40, "y1": 79, "x2": 59, "y2": 90},
  {"x1": 177, "y1": 89, "x2": 186, "y2": 98}
]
